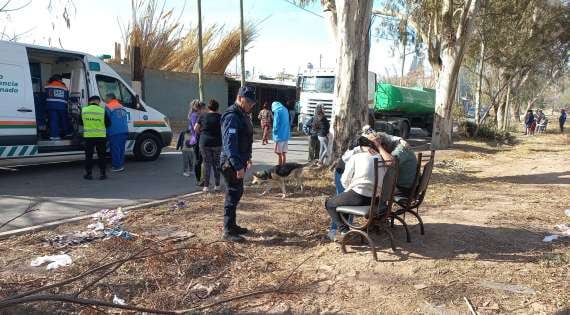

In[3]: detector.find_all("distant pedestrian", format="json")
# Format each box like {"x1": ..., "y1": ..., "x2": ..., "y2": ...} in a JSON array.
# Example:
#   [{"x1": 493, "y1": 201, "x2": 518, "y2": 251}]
[
  {"x1": 81, "y1": 96, "x2": 111, "y2": 180},
  {"x1": 272, "y1": 101, "x2": 291, "y2": 165},
  {"x1": 524, "y1": 109, "x2": 535, "y2": 135},
  {"x1": 287, "y1": 100, "x2": 296, "y2": 129},
  {"x1": 312, "y1": 105, "x2": 331, "y2": 165},
  {"x1": 560, "y1": 109, "x2": 567, "y2": 133},
  {"x1": 188, "y1": 100, "x2": 206, "y2": 185},
  {"x1": 303, "y1": 117, "x2": 320, "y2": 162},
  {"x1": 105, "y1": 93, "x2": 129, "y2": 172},
  {"x1": 195, "y1": 99, "x2": 222, "y2": 193},
  {"x1": 220, "y1": 85, "x2": 256, "y2": 242},
  {"x1": 257, "y1": 102, "x2": 273, "y2": 145}
]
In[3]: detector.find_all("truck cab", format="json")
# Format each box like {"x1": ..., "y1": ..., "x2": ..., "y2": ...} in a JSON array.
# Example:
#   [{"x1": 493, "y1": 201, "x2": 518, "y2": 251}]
[
  {"x1": 297, "y1": 69, "x2": 376, "y2": 132},
  {"x1": 0, "y1": 41, "x2": 172, "y2": 160}
]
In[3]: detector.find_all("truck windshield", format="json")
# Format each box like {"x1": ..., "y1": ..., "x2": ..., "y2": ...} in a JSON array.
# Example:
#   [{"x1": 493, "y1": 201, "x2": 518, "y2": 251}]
[{"x1": 301, "y1": 76, "x2": 335, "y2": 93}]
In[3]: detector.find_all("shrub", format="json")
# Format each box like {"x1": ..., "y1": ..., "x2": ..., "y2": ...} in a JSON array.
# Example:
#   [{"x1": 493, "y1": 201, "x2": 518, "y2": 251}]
[{"x1": 458, "y1": 120, "x2": 515, "y2": 145}]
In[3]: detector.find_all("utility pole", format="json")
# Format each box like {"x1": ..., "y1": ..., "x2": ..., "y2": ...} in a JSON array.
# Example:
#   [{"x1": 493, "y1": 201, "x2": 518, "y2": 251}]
[
  {"x1": 131, "y1": 0, "x2": 143, "y2": 98},
  {"x1": 239, "y1": 0, "x2": 246, "y2": 87},
  {"x1": 319, "y1": 54, "x2": 322, "y2": 68},
  {"x1": 197, "y1": 0, "x2": 204, "y2": 102}
]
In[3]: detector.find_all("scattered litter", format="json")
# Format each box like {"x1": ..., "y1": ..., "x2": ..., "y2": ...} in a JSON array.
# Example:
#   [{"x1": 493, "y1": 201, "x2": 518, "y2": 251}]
[
  {"x1": 192, "y1": 283, "x2": 216, "y2": 298},
  {"x1": 87, "y1": 222, "x2": 105, "y2": 231},
  {"x1": 169, "y1": 200, "x2": 187, "y2": 211},
  {"x1": 478, "y1": 280, "x2": 535, "y2": 294},
  {"x1": 113, "y1": 294, "x2": 126, "y2": 305},
  {"x1": 554, "y1": 223, "x2": 570, "y2": 236},
  {"x1": 30, "y1": 254, "x2": 72, "y2": 270},
  {"x1": 104, "y1": 228, "x2": 133, "y2": 240},
  {"x1": 413, "y1": 284, "x2": 428, "y2": 290},
  {"x1": 93, "y1": 207, "x2": 126, "y2": 226},
  {"x1": 564, "y1": 209, "x2": 570, "y2": 217},
  {"x1": 46, "y1": 231, "x2": 104, "y2": 248},
  {"x1": 543, "y1": 235, "x2": 560, "y2": 242},
  {"x1": 141, "y1": 227, "x2": 195, "y2": 242}
]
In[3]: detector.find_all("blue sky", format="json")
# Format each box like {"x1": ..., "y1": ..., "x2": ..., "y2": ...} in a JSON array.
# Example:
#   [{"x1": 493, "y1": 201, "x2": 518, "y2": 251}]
[{"x1": 2, "y1": 0, "x2": 409, "y2": 76}]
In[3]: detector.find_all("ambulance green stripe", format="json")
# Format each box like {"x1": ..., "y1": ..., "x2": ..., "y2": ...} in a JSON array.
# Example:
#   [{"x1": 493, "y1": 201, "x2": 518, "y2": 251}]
[
  {"x1": 7, "y1": 146, "x2": 18, "y2": 157},
  {"x1": 19, "y1": 146, "x2": 28, "y2": 156}
]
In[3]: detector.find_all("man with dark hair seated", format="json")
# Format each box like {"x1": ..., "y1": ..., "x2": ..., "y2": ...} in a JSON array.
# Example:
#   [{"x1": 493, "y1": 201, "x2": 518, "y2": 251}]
[{"x1": 362, "y1": 126, "x2": 417, "y2": 196}]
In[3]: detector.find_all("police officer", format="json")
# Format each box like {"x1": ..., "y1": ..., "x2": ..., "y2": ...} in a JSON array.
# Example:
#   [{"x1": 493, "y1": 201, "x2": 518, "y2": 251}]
[
  {"x1": 220, "y1": 86, "x2": 255, "y2": 242},
  {"x1": 81, "y1": 96, "x2": 111, "y2": 180},
  {"x1": 45, "y1": 74, "x2": 72, "y2": 140}
]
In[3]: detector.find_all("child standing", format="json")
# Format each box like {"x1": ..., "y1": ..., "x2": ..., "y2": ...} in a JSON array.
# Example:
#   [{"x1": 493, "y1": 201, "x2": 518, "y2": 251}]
[{"x1": 176, "y1": 129, "x2": 196, "y2": 177}]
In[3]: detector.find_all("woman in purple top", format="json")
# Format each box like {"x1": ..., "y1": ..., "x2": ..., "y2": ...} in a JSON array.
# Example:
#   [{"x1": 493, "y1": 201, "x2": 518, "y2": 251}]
[{"x1": 188, "y1": 100, "x2": 206, "y2": 184}]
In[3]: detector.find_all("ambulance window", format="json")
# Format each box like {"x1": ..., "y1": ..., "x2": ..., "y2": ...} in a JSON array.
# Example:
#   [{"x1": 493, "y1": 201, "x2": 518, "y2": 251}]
[
  {"x1": 118, "y1": 81, "x2": 136, "y2": 110},
  {"x1": 96, "y1": 75, "x2": 121, "y2": 103},
  {"x1": 95, "y1": 75, "x2": 139, "y2": 110}
]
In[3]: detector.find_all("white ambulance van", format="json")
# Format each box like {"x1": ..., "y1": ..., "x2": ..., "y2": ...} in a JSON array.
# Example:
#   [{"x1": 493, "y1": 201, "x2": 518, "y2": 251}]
[{"x1": 0, "y1": 40, "x2": 172, "y2": 161}]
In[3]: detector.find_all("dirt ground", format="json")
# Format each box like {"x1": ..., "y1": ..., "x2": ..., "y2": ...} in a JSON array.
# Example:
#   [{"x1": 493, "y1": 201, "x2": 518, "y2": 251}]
[{"x1": 0, "y1": 133, "x2": 569, "y2": 315}]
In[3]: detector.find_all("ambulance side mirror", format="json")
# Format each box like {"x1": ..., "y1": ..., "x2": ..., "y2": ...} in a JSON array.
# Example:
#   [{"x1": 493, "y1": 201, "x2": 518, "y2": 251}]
[{"x1": 135, "y1": 94, "x2": 146, "y2": 111}]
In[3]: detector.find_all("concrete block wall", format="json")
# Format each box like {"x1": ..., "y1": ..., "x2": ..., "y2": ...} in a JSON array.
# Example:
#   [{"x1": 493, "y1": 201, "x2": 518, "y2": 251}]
[{"x1": 110, "y1": 64, "x2": 228, "y2": 121}]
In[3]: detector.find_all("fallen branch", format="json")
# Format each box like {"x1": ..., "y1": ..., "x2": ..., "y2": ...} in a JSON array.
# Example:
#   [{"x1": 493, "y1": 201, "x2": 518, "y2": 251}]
[
  {"x1": 0, "y1": 202, "x2": 38, "y2": 231},
  {"x1": 73, "y1": 248, "x2": 150, "y2": 298},
  {"x1": 0, "y1": 294, "x2": 176, "y2": 314},
  {"x1": 464, "y1": 297, "x2": 478, "y2": 315},
  {"x1": 177, "y1": 254, "x2": 314, "y2": 313},
  {"x1": 0, "y1": 241, "x2": 300, "y2": 314}
]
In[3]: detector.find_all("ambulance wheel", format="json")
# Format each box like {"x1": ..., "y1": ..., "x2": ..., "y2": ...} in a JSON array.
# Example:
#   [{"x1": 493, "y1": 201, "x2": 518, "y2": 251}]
[{"x1": 134, "y1": 133, "x2": 161, "y2": 161}]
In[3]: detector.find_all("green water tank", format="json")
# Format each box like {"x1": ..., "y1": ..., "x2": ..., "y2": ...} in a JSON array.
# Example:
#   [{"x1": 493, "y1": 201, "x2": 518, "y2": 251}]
[{"x1": 374, "y1": 83, "x2": 435, "y2": 114}]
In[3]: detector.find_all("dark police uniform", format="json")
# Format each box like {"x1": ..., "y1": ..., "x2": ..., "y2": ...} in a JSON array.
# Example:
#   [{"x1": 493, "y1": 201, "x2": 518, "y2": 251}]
[{"x1": 220, "y1": 99, "x2": 253, "y2": 234}]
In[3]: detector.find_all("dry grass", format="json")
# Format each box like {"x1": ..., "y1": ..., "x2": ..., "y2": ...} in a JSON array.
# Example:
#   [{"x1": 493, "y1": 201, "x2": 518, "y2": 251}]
[
  {"x1": 119, "y1": 0, "x2": 258, "y2": 74},
  {"x1": 1, "y1": 134, "x2": 569, "y2": 314}
]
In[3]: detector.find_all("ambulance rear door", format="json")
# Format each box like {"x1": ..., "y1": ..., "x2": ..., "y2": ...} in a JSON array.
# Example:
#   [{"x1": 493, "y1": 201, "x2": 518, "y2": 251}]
[{"x1": 0, "y1": 41, "x2": 38, "y2": 158}]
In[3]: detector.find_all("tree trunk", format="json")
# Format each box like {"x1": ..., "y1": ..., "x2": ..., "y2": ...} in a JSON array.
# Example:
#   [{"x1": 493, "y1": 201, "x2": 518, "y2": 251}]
[
  {"x1": 474, "y1": 39, "x2": 485, "y2": 126},
  {"x1": 513, "y1": 103, "x2": 521, "y2": 123},
  {"x1": 330, "y1": 0, "x2": 374, "y2": 158},
  {"x1": 496, "y1": 88, "x2": 508, "y2": 130},
  {"x1": 430, "y1": 0, "x2": 480, "y2": 149},
  {"x1": 431, "y1": 51, "x2": 457, "y2": 148}
]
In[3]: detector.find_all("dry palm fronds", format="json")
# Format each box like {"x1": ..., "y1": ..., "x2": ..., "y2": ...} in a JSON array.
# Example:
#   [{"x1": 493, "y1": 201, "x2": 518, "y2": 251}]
[
  {"x1": 203, "y1": 22, "x2": 258, "y2": 74},
  {"x1": 121, "y1": 0, "x2": 183, "y2": 70},
  {"x1": 120, "y1": 0, "x2": 258, "y2": 74},
  {"x1": 163, "y1": 24, "x2": 221, "y2": 72}
]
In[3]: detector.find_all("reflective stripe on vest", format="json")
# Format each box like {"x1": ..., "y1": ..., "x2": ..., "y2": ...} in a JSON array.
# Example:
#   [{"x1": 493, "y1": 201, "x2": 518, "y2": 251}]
[
  {"x1": 45, "y1": 82, "x2": 69, "y2": 104},
  {"x1": 82, "y1": 105, "x2": 106, "y2": 138}
]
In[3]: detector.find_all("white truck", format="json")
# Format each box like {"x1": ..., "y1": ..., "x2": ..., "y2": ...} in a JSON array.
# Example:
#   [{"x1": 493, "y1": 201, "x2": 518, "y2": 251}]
[
  {"x1": 0, "y1": 41, "x2": 172, "y2": 161},
  {"x1": 297, "y1": 68, "x2": 376, "y2": 133}
]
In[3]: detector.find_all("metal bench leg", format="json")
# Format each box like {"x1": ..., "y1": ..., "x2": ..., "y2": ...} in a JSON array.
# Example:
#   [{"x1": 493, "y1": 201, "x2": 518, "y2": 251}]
[
  {"x1": 382, "y1": 221, "x2": 397, "y2": 252},
  {"x1": 407, "y1": 209, "x2": 425, "y2": 235},
  {"x1": 340, "y1": 230, "x2": 378, "y2": 261},
  {"x1": 393, "y1": 215, "x2": 411, "y2": 243}
]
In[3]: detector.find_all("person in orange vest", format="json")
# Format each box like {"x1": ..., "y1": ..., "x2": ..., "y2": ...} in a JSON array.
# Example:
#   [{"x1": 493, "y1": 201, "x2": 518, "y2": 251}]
[
  {"x1": 45, "y1": 74, "x2": 72, "y2": 140},
  {"x1": 105, "y1": 93, "x2": 129, "y2": 172}
]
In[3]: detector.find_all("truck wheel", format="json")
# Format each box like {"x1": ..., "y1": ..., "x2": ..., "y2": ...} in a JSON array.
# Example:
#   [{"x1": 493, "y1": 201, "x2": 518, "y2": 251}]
[
  {"x1": 134, "y1": 133, "x2": 162, "y2": 161},
  {"x1": 399, "y1": 121, "x2": 410, "y2": 139}
]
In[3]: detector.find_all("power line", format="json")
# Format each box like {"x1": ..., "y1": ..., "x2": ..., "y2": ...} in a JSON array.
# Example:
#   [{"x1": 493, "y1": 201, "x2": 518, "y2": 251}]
[{"x1": 281, "y1": 0, "x2": 324, "y2": 19}]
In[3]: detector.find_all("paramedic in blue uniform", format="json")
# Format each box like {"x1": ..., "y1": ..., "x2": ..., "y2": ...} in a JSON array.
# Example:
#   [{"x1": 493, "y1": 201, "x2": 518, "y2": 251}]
[
  {"x1": 105, "y1": 93, "x2": 129, "y2": 172},
  {"x1": 220, "y1": 85, "x2": 255, "y2": 242},
  {"x1": 45, "y1": 75, "x2": 72, "y2": 140}
]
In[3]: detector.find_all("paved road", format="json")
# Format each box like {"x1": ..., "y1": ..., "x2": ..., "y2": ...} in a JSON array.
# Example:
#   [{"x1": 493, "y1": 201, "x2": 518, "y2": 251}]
[
  {"x1": 0, "y1": 129, "x2": 429, "y2": 232},
  {"x1": 0, "y1": 138, "x2": 309, "y2": 231}
]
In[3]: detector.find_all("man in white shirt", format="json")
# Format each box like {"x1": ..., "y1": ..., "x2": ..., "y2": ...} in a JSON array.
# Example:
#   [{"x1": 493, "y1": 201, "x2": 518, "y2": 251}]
[{"x1": 324, "y1": 140, "x2": 390, "y2": 237}]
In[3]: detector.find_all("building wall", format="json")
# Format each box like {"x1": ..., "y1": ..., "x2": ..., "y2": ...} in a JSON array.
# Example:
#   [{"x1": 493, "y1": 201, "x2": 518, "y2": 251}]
[{"x1": 110, "y1": 64, "x2": 228, "y2": 121}]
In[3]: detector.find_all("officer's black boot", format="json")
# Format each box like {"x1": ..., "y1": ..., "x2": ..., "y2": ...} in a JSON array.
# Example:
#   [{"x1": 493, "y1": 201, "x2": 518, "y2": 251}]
[
  {"x1": 84, "y1": 173, "x2": 93, "y2": 180},
  {"x1": 99, "y1": 171, "x2": 107, "y2": 180},
  {"x1": 230, "y1": 225, "x2": 249, "y2": 235},
  {"x1": 223, "y1": 230, "x2": 245, "y2": 242}
]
